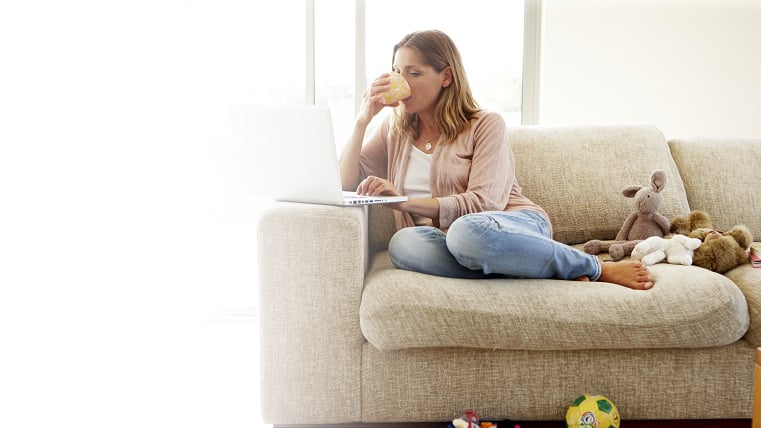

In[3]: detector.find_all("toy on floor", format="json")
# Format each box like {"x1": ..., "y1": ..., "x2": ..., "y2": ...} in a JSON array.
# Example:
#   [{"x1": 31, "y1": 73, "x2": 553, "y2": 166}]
[
  {"x1": 451, "y1": 410, "x2": 479, "y2": 428},
  {"x1": 565, "y1": 394, "x2": 620, "y2": 428},
  {"x1": 670, "y1": 210, "x2": 754, "y2": 273},
  {"x1": 631, "y1": 234, "x2": 702, "y2": 266},
  {"x1": 584, "y1": 169, "x2": 671, "y2": 261},
  {"x1": 448, "y1": 410, "x2": 520, "y2": 428}
]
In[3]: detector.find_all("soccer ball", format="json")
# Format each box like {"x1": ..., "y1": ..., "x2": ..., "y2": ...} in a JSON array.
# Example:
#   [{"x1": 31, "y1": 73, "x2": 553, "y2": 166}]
[{"x1": 565, "y1": 394, "x2": 620, "y2": 428}]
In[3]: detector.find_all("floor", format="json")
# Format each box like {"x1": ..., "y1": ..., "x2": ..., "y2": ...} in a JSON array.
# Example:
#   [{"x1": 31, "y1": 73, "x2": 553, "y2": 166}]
[{"x1": 275, "y1": 421, "x2": 751, "y2": 428}]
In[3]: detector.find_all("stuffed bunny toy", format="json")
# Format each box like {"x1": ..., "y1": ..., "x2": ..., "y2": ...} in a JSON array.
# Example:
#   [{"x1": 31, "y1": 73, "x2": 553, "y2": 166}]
[
  {"x1": 584, "y1": 169, "x2": 672, "y2": 261},
  {"x1": 631, "y1": 235, "x2": 702, "y2": 266}
]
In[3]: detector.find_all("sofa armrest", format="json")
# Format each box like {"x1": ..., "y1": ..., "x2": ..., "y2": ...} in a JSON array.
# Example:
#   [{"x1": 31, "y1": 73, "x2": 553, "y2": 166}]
[{"x1": 257, "y1": 202, "x2": 366, "y2": 423}]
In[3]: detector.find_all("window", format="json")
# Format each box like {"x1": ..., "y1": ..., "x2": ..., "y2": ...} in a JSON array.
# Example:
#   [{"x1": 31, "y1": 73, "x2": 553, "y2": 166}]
[{"x1": 315, "y1": 0, "x2": 527, "y2": 150}]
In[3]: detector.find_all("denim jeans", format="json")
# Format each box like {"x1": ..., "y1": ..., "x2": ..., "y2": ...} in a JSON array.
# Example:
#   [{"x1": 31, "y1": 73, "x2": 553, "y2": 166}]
[{"x1": 388, "y1": 210, "x2": 602, "y2": 280}]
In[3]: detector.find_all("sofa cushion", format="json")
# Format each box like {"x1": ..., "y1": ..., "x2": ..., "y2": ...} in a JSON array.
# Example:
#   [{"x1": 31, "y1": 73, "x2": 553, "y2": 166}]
[
  {"x1": 360, "y1": 250, "x2": 749, "y2": 351},
  {"x1": 367, "y1": 204, "x2": 397, "y2": 255},
  {"x1": 508, "y1": 125, "x2": 691, "y2": 244},
  {"x1": 668, "y1": 137, "x2": 761, "y2": 241},
  {"x1": 726, "y1": 262, "x2": 761, "y2": 346},
  {"x1": 367, "y1": 125, "x2": 693, "y2": 249}
]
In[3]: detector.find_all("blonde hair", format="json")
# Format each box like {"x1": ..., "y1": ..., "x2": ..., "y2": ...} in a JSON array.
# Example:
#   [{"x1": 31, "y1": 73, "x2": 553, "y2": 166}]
[{"x1": 390, "y1": 30, "x2": 481, "y2": 144}]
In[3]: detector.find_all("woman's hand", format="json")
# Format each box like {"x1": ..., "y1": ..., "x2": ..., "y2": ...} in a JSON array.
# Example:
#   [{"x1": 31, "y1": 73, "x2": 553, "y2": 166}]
[
  {"x1": 358, "y1": 176, "x2": 440, "y2": 223},
  {"x1": 357, "y1": 73, "x2": 396, "y2": 124},
  {"x1": 356, "y1": 175, "x2": 401, "y2": 197},
  {"x1": 357, "y1": 176, "x2": 409, "y2": 212}
]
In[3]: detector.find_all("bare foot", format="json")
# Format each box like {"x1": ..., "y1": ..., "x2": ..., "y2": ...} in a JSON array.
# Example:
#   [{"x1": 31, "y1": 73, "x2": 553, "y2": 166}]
[{"x1": 599, "y1": 260, "x2": 654, "y2": 290}]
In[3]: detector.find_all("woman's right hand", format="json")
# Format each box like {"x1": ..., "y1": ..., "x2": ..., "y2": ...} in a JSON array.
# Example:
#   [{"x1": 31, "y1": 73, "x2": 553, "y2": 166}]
[{"x1": 357, "y1": 73, "x2": 393, "y2": 124}]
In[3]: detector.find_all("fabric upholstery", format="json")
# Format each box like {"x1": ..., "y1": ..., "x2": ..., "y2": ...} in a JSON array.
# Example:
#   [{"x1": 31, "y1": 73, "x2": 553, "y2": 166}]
[
  {"x1": 361, "y1": 340, "x2": 755, "y2": 421},
  {"x1": 508, "y1": 125, "x2": 690, "y2": 244},
  {"x1": 668, "y1": 138, "x2": 761, "y2": 240},
  {"x1": 257, "y1": 203, "x2": 366, "y2": 423},
  {"x1": 360, "y1": 251, "x2": 749, "y2": 351},
  {"x1": 727, "y1": 263, "x2": 761, "y2": 346},
  {"x1": 368, "y1": 204, "x2": 397, "y2": 255}
]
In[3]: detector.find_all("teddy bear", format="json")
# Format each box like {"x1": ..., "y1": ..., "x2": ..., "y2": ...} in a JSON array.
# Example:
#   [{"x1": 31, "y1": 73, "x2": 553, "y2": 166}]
[
  {"x1": 670, "y1": 210, "x2": 753, "y2": 274},
  {"x1": 631, "y1": 235, "x2": 702, "y2": 266},
  {"x1": 584, "y1": 169, "x2": 672, "y2": 261}
]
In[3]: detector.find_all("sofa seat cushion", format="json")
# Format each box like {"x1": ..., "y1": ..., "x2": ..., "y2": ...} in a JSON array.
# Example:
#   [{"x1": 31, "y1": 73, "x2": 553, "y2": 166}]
[
  {"x1": 360, "y1": 251, "x2": 749, "y2": 351},
  {"x1": 725, "y1": 256, "x2": 761, "y2": 346}
]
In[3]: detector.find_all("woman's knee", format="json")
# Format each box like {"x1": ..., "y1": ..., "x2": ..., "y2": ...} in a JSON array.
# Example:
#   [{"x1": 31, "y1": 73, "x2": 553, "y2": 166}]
[
  {"x1": 446, "y1": 215, "x2": 501, "y2": 273},
  {"x1": 388, "y1": 227, "x2": 417, "y2": 260},
  {"x1": 446, "y1": 213, "x2": 493, "y2": 257},
  {"x1": 388, "y1": 226, "x2": 443, "y2": 265}
]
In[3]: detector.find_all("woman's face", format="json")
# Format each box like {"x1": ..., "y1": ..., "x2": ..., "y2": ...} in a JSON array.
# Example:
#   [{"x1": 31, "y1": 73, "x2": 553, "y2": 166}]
[{"x1": 392, "y1": 47, "x2": 450, "y2": 115}]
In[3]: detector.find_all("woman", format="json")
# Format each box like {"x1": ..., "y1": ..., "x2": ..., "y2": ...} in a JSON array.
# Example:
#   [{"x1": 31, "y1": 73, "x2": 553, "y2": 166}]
[{"x1": 339, "y1": 30, "x2": 653, "y2": 289}]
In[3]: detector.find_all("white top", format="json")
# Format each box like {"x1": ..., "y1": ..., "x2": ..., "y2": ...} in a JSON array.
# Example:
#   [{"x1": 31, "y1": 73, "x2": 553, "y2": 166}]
[{"x1": 403, "y1": 146, "x2": 433, "y2": 226}]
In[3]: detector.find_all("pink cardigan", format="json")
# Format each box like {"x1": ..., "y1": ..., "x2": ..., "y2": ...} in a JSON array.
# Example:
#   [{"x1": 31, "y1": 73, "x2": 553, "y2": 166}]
[{"x1": 358, "y1": 111, "x2": 550, "y2": 232}]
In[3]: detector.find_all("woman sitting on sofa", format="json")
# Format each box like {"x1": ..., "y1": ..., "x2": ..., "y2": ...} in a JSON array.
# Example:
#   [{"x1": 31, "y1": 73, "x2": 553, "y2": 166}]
[{"x1": 339, "y1": 29, "x2": 653, "y2": 290}]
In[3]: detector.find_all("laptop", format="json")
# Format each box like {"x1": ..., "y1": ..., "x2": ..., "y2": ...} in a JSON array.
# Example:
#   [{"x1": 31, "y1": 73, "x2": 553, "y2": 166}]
[{"x1": 230, "y1": 104, "x2": 408, "y2": 206}]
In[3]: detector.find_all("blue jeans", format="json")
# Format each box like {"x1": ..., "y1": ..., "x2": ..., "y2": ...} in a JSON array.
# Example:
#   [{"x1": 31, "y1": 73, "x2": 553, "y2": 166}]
[{"x1": 388, "y1": 210, "x2": 602, "y2": 280}]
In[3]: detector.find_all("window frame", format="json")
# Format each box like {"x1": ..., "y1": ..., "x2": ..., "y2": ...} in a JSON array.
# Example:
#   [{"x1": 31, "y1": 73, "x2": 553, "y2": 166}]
[{"x1": 305, "y1": 0, "x2": 541, "y2": 125}]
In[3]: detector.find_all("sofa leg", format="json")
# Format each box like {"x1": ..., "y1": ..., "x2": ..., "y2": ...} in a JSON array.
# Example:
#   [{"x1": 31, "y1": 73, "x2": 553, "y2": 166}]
[{"x1": 754, "y1": 347, "x2": 761, "y2": 428}]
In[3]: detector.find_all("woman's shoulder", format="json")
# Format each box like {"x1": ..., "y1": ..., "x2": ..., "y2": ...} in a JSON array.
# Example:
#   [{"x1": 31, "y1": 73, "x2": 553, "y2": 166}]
[
  {"x1": 469, "y1": 110, "x2": 507, "y2": 134},
  {"x1": 471, "y1": 109, "x2": 506, "y2": 125}
]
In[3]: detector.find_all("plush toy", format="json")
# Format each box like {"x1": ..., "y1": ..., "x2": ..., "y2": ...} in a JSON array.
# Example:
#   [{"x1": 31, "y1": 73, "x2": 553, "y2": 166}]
[
  {"x1": 631, "y1": 235, "x2": 702, "y2": 266},
  {"x1": 450, "y1": 410, "x2": 480, "y2": 428},
  {"x1": 670, "y1": 210, "x2": 753, "y2": 274},
  {"x1": 448, "y1": 410, "x2": 518, "y2": 428},
  {"x1": 584, "y1": 169, "x2": 671, "y2": 261},
  {"x1": 565, "y1": 394, "x2": 620, "y2": 428},
  {"x1": 669, "y1": 209, "x2": 713, "y2": 235}
]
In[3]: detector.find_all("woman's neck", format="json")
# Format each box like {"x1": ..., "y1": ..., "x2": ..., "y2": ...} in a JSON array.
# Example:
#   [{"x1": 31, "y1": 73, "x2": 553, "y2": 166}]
[{"x1": 417, "y1": 114, "x2": 437, "y2": 135}]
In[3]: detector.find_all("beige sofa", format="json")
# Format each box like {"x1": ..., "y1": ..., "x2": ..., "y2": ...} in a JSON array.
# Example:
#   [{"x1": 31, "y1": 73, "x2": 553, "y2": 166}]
[{"x1": 257, "y1": 125, "x2": 761, "y2": 424}]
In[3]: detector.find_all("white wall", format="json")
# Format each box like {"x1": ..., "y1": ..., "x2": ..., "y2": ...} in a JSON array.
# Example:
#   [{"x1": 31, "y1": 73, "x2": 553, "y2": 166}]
[
  {"x1": 539, "y1": 0, "x2": 761, "y2": 139},
  {"x1": 0, "y1": 2, "x2": 278, "y2": 427}
]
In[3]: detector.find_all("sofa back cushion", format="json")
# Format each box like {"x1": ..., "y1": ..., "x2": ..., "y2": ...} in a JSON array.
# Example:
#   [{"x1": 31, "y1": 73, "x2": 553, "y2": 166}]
[
  {"x1": 368, "y1": 204, "x2": 398, "y2": 254},
  {"x1": 368, "y1": 124, "x2": 692, "y2": 249},
  {"x1": 508, "y1": 125, "x2": 690, "y2": 244},
  {"x1": 669, "y1": 137, "x2": 761, "y2": 241}
]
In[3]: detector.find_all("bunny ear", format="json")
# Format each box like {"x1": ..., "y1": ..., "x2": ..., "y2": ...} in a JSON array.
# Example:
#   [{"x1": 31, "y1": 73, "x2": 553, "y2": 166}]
[
  {"x1": 622, "y1": 185, "x2": 643, "y2": 198},
  {"x1": 650, "y1": 169, "x2": 667, "y2": 192}
]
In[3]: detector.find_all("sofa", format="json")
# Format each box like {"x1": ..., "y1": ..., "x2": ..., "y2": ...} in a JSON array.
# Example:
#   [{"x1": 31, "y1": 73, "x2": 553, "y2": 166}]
[{"x1": 257, "y1": 125, "x2": 761, "y2": 425}]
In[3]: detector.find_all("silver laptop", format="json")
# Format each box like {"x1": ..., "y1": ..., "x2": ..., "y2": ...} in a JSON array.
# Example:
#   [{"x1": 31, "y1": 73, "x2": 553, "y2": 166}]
[{"x1": 230, "y1": 104, "x2": 408, "y2": 206}]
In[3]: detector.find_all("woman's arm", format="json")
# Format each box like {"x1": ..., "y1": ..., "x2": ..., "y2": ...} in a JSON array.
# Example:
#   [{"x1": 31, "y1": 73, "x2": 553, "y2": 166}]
[
  {"x1": 339, "y1": 118, "x2": 372, "y2": 190},
  {"x1": 339, "y1": 74, "x2": 393, "y2": 190},
  {"x1": 357, "y1": 175, "x2": 441, "y2": 224},
  {"x1": 399, "y1": 198, "x2": 441, "y2": 225}
]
